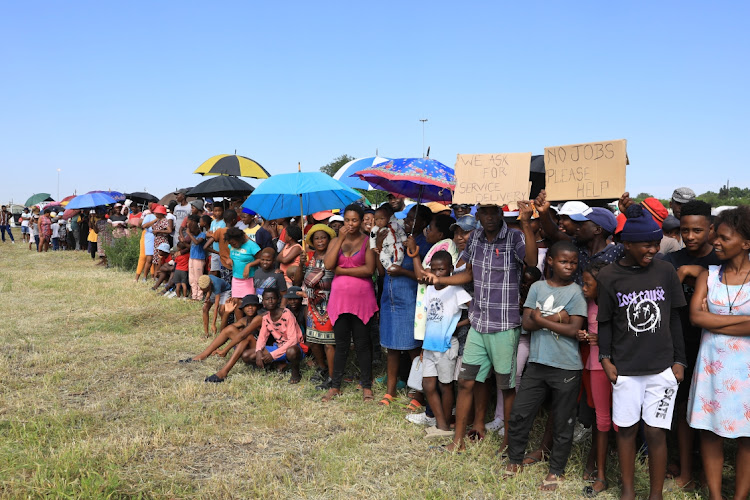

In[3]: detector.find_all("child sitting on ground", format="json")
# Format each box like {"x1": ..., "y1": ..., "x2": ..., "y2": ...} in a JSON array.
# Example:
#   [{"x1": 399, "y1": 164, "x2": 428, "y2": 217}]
[
  {"x1": 370, "y1": 204, "x2": 406, "y2": 270},
  {"x1": 597, "y1": 205, "x2": 686, "y2": 500},
  {"x1": 414, "y1": 250, "x2": 472, "y2": 438},
  {"x1": 199, "y1": 274, "x2": 232, "y2": 338},
  {"x1": 247, "y1": 288, "x2": 307, "y2": 384},
  {"x1": 173, "y1": 242, "x2": 190, "y2": 298},
  {"x1": 505, "y1": 240, "x2": 587, "y2": 492}
]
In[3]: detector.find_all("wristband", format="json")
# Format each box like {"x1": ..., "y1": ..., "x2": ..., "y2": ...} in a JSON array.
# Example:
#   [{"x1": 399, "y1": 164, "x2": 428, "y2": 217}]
[{"x1": 598, "y1": 354, "x2": 611, "y2": 362}]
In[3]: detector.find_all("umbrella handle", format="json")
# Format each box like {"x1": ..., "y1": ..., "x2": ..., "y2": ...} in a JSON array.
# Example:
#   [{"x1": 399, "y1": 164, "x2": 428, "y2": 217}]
[
  {"x1": 407, "y1": 247, "x2": 420, "y2": 258},
  {"x1": 299, "y1": 192, "x2": 306, "y2": 253}
]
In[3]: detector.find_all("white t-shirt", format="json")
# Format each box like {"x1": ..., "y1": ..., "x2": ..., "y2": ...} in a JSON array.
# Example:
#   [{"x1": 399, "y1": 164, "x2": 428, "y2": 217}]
[
  {"x1": 172, "y1": 203, "x2": 190, "y2": 238},
  {"x1": 422, "y1": 285, "x2": 472, "y2": 352},
  {"x1": 21, "y1": 213, "x2": 31, "y2": 227},
  {"x1": 51, "y1": 222, "x2": 60, "y2": 238}
]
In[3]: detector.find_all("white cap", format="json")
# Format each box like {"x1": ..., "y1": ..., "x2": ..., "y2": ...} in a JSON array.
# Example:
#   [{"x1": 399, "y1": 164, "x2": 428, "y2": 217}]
[
  {"x1": 329, "y1": 215, "x2": 344, "y2": 223},
  {"x1": 557, "y1": 201, "x2": 590, "y2": 221}
]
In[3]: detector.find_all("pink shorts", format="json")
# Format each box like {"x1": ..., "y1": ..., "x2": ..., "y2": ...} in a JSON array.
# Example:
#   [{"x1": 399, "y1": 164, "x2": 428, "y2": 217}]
[{"x1": 231, "y1": 277, "x2": 255, "y2": 300}]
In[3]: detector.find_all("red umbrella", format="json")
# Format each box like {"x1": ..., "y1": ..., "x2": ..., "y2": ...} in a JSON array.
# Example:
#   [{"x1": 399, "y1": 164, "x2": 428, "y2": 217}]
[
  {"x1": 60, "y1": 195, "x2": 76, "y2": 207},
  {"x1": 62, "y1": 208, "x2": 80, "y2": 219}
]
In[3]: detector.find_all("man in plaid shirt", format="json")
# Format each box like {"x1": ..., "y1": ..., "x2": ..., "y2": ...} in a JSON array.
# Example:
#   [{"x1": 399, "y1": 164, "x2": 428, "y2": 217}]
[{"x1": 422, "y1": 201, "x2": 537, "y2": 452}]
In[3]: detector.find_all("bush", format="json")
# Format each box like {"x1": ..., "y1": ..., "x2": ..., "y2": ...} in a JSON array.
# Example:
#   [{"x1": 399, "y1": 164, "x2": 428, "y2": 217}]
[{"x1": 104, "y1": 231, "x2": 141, "y2": 272}]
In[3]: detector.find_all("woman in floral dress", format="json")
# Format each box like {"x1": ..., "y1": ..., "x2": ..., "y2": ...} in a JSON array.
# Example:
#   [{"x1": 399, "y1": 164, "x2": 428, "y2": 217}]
[
  {"x1": 150, "y1": 205, "x2": 173, "y2": 265},
  {"x1": 687, "y1": 205, "x2": 750, "y2": 500}
]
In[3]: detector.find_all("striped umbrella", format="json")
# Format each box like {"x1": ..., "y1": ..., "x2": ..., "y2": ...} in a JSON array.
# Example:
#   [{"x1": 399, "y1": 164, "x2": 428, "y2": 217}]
[{"x1": 194, "y1": 154, "x2": 270, "y2": 179}]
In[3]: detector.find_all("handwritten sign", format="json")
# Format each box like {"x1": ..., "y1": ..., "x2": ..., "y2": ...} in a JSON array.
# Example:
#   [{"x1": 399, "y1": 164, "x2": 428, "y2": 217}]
[
  {"x1": 544, "y1": 139, "x2": 627, "y2": 201},
  {"x1": 453, "y1": 153, "x2": 531, "y2": 209}
]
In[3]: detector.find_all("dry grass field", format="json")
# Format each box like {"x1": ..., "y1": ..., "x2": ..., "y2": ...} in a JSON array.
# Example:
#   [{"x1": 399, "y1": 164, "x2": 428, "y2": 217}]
[{"x1": 0, "y1": 244, "x2": 718, "y2": 498}]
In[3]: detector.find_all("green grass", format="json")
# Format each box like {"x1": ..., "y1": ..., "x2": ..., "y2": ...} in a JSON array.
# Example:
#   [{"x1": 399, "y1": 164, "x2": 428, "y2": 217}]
[{"x1": 0, "y1": 243, "x2": 729, "y2": 498}]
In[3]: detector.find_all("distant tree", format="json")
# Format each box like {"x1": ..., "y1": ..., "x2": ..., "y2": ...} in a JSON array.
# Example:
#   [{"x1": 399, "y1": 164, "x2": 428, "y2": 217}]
[
  {"x1": 358, "y1": 189, "x2": 389, "y2": 206},
  {"x1": 633, "y1": 192, "x2": 653, "y2": 203},
  {"x1": 320, "y1": 154, "x2": 355, "y2": 177}
]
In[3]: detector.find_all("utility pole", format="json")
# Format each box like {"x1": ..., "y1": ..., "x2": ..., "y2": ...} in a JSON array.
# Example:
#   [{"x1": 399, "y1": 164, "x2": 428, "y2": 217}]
[{"x1": 419, "y1": 118, "x2": 428, "y2": 158}]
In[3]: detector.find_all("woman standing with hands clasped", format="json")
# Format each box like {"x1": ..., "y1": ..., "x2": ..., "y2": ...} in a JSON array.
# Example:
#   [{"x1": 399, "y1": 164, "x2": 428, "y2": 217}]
[
  {"x1": 321, "y1": 204, "x2": 378, "y2": 402},
  {"x1": 687, "y1": 205, "x2": 750, "y2": 500}
]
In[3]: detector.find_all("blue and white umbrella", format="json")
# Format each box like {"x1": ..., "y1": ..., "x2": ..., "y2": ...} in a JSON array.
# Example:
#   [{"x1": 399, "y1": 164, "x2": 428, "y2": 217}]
[
  {"x1": 66, "y1": 192, "x2": 118, "y2": 209},
  {"x1": 333, "y1": 156, "x2": 390, "y2": 190}
]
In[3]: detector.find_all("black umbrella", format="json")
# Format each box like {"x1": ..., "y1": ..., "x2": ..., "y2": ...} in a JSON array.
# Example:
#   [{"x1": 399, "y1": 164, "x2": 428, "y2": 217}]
[
  {"x1": 188, "y1": 176, "x2": 255, "y2": 198},
  {"x1": 126, "y1": 191, "x2": 159, "y2": 204}
]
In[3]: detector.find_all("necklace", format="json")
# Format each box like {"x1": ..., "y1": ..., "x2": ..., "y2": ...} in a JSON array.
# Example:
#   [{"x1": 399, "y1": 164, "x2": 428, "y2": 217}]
[{"x1": 724, "y1": 265, "x2": 750, "y2": 315}]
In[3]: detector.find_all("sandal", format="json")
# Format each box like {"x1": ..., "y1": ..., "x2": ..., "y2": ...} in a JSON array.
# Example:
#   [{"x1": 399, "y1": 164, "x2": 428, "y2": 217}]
[
  {"x1": 582, "y1": 478, "x2": 608, "y2": 497},
  {"x1": 501, "y1": 464, "x2": 522, "y2": 479},
  {"x1": 204, "y1": 374, "x2": 224, "y2": 383},
  {"x1": 405, "y1": 398, "x2": 425, "y2": 413},
  {"x1": 583, "y1": 467, "x2": 598, "y2": 482},
  {"x1": 321, "y1": 388, "x2": 341, "y2": 402},
  {"x1": 362, "y1": 388, "x2": 374, "y2": 402},
  {"x1": 178, "y1": 357, "x2": 195, "y2": 363},
  {"x1": 522, "y1": 449, "x2": 549, "y2": 465},
  {"x1": 539, "y1": 474, "x2": 564, "y2": 492},
  {"x1": 378, "y1": 394, "x2": 395, "y2": 406}
]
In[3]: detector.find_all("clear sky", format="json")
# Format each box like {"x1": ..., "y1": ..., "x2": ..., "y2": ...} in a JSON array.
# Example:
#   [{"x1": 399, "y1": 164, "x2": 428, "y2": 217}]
[{"x1": 2, "y1": 1, "x2": 748, "y2": 206}]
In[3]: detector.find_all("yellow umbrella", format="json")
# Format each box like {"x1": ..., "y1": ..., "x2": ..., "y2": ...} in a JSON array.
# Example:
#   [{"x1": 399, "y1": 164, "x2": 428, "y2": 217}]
[{"x1": 194, "y1": 153, "x2": 270, "y2": 179}]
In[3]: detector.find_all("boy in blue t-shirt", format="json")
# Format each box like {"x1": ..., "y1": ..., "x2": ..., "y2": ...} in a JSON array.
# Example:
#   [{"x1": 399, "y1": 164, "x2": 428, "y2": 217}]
[
  {"x1": 183, "y1": 215, "x2": 207, "y2": 300},
  {"x1": 419, "y1": 251, "x2": 472, "y2": 436},
  {"x1": 504, "y1": 240, "x2": 587, "y2": 492}
]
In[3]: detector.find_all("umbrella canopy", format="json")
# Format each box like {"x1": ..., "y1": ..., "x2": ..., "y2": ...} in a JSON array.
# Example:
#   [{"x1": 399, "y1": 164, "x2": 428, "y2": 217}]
[
  {"x1": 126, "y1": 192, "x2": 159, "y2": 204},
  {"x1": 333, "y1": 156, "x2": 390, "y2": 190},
  {"x1": 188, "y1": 176, "x2": 255, "y2": 198},
  {"x1": 66, "y1": 192, "x2": 118, "y2": 209},
  {"x1": 242, "y1": 171, "x2": 362, "y2": 221},
  {"x1": 88, "y1": 190, "x2": 126, "y2": 202},
  {"x1": 194, "y1": 154, "x2": 271, "y2": 179},
  {"x1": 62, "y1": 208, "x2": 80, "y2": 220},
  {"x1": 355, "y1": 158, "x2": 455, "y2": 203},
  {"x1": 43, "y1": 204, "x2": 64, "y2": 213},
  {"x1": 60, "y1": 195, "x2": 77, "y2": 207},
  {"x1": 25, "y1": 193, "x2": 53, "y2": 206},
  {"x1": 158, "y1": 189, "x2": 196, "y2": 206}
]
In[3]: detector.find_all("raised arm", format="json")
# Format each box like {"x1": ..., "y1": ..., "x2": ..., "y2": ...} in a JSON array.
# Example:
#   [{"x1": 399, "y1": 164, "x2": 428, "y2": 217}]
[
  {"x1": 534, "y1": 190, "x2": 570, "y2": 242},
  {"x1": 518, "y1": 201, "x2": 538, "y2": 268}
]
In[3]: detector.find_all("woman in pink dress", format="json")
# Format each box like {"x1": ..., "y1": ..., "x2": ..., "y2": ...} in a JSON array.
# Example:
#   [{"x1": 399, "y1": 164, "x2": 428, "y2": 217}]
[
  {"x1": 687, "y1": 205, "x2": 750, "y2": 500},
  {"x1": 322, "y1": 204, "x2": 378, "y2": 402}
]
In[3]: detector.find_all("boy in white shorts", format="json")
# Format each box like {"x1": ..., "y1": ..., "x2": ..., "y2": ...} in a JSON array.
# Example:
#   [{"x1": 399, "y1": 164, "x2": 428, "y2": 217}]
[
  {"x1": 417, "y1": 251, "x2": 471, "y2": 437},
  {"x1": 597, "y1": 204, "x2": 687, "y2": 500}
]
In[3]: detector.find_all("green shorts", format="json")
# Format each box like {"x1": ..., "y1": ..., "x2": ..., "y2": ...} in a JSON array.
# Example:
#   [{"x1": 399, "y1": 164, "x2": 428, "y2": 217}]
[{"x1": 459, "y1": 327, "x2": 521, "y2": 388}]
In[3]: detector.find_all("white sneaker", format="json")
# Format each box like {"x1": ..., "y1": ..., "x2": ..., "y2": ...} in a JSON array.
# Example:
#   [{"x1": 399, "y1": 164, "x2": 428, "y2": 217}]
[
  {"x1": 573, "y1": 422, "x2": 592, "y2": 443},
  {"x1": 166, "y1": 291, "x2": 177, "y2": 298},
  {"x1": 486, "y1": 417, "x2": 504, "y2": 432},
  {"x1": 405, "y1": 412, "x2": 436, "y2": 426}
]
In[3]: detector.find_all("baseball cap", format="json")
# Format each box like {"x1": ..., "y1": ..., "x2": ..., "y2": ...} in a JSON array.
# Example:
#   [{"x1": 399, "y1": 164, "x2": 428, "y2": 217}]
[
  {"x1": 284, "y1": 286, "x2": 303, "y2": 299},
  {"x1": 557, "y1": 201, "x2": 590, "y2": 222},
  {"x1": 190, "y1": 200, "x2": 204, "y2": 211},
  {"x1": 328, "y1": 215, "x2": 344, "y2": 223},
  {"x1": 450, "y1": 215, "x2": 478, "y2": 232},
  {"x1": 157, "y1": 243, "x2": 171, "y2": 253},
  {"x1": 662, "y1": 215, "x2": 680, "y2": 232},
  {"x1": 240, "y1": 295, "x2": 261, "y2": 308},
  {"x1": 582, "y1": 207, "x2": 617, "y2": 234},
  {"x1": 174, "y1": 188, "x2": 189, "y2": 195},
  {"x1": 311, "y1": 210, "x2": 333, "y2": 221},
  {"x1": 671, "y1": 187, "x2": 696, "y2": 204}
]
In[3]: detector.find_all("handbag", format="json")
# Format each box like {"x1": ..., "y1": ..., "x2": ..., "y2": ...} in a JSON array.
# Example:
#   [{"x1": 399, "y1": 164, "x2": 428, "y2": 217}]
[
  {"x1": 406, "y1": 353, "x2": 424, "y2": 392},
  {"x1": 304, "y1": 267, "x2": 326, "y2": 288}
]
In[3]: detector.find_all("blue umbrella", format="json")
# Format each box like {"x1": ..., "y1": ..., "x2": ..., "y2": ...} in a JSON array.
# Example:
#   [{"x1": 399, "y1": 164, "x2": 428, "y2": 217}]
[
  {"x1": 333, "y1": 156, "x2": 390, "y2": 190},
  {"x1": 354, "y1": 157, "x2": 455, "y2": 203},
  {"x1": 87, "y1": 190, "x2": 126, "y2": 202},
  {"x1": 66, "y1": 192, "x2": 118, "y2": 209},
  {"x1": 242, "y1": 171, "x2": 363, "y2": 223}
]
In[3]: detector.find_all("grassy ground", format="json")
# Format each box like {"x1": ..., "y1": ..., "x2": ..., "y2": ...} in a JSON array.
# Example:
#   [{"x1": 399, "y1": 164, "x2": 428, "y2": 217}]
[{"x1": 0, "y1": 243, "x2": 719, "y2": 498}]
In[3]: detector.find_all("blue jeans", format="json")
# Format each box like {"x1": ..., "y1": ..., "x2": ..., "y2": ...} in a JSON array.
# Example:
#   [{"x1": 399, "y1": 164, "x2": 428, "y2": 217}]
[
  {"x1": 0, "y1": 225, "x2": 13, "y2": 242},
  {"x1": 52, "y1": 237, "x2": 59, "y2": 250}
]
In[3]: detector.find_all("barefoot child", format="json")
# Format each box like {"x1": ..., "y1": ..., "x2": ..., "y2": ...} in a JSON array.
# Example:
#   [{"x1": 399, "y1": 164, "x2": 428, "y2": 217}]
[
  {"x1": 505, "y1": 240, "x2": 587, "y2": 491},
  {"x1": 597, "y1": 205, "x2": 687, "y2": 500},
  {"x1": 248, "y1": 288, "x2": 306, "y2": 384},
  {"x1": 415, "y1": 250, "x2": 472, "y2": 437},
  {"x1": 579, "y1": 259, "x2": 613, "y2": 497},
  {"x1": 199, "y1": 274, "x2": 232, "y2": 337}
]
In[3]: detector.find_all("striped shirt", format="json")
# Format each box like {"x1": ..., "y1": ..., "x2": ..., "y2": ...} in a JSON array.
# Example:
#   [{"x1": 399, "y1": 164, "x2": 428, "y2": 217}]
[{"x1": 460, "y1": 223, "x2": 526, "y2": 333}]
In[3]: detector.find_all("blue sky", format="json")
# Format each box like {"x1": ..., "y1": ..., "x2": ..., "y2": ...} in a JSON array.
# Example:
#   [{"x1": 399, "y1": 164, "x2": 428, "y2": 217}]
[{"x1": 2, "y1": 1, "x2": 748, "y2": 206}]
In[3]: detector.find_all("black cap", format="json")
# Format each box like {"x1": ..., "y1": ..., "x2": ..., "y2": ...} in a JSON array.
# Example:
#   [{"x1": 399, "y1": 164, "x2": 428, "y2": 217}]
[
  {"x1": 284, "y1": 286, "x2": 303, "y2": 299},
  {"x1": 240, "y1": 295, "x2": 261, "y2": 308}
]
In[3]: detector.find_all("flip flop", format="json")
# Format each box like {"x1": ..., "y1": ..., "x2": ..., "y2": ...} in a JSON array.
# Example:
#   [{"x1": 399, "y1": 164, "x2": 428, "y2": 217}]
[
  {"x1": 522, "y1": 450, "x2": 548, "y2": 465},
  {"x1": 582, "y1": 478, "x2": 608, "y2": 497},
  {"x1": 204, "y1": 374, "x2": 224, "y2": 383},
  {"x1": 362, "y1": 389, "x2": 374, "y2": 402},
  {"x1": 378, "y1": 394, "x2": 395, "y2": 406},
  {"x1": 405, "y1": 398, "x2": 425, "y2": 413},
  {"x1": 583, "y1": 467, "x2": 598, "y2": 482},
  {"x1": 539, "y1": 475, "x2": 564, "y2": 492},
  {"x1": 179, "y1": 357, "x2": 195, "y2": 363},
  {"x1": 424, "y1": 426, "x2": 454, "y2": 438}
]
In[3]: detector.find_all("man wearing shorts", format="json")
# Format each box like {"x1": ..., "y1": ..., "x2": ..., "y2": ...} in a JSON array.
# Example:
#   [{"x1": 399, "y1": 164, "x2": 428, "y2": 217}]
[{"x1": 422, "y1": 202, "x2": 537, "y2": 452}]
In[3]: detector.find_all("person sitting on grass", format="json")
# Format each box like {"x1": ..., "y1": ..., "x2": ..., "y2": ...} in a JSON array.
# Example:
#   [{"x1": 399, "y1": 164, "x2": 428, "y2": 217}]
[
  {"x1": 199, "y1": 274, "x2": 232, "y2": 338},
  {"x1": 503, "y1": 240, "x2": 587, "y2": 492},
  {"x1": 247, "y1": 288, "x2": 306, "y2": 384},
  {"x1": 413, "y1": 250, "x2": 472, "y2": 438},
  {"x1": 191, "y1": 295, "x2": 262, "y2": 370},
  {"x1": 152, "y1": 243, "x2": 175, "y2": 291}
]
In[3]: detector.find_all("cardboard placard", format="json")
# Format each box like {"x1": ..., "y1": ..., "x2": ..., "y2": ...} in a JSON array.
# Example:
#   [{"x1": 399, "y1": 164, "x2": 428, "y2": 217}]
[
  {"x1": 453, "y1": 153, "x2": 532, "y2": 209},
  {"x1": 544, "y1": 139, "x2": 627, "y2": 201}
]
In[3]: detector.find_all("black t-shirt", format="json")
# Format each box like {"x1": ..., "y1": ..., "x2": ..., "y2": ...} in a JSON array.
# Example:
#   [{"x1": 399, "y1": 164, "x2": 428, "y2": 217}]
[
  {"x1": 597, "y1": 259, "x2": 687, "y2": 375},
  {"x1": 662, "y1": 248, "x2": 722, "y2": 368}
]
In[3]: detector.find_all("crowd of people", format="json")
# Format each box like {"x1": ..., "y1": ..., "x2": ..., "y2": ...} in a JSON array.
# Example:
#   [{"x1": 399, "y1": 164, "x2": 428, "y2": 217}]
[{"x1": 7, "y1": 185, "x2": 750, "y2": 500}]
